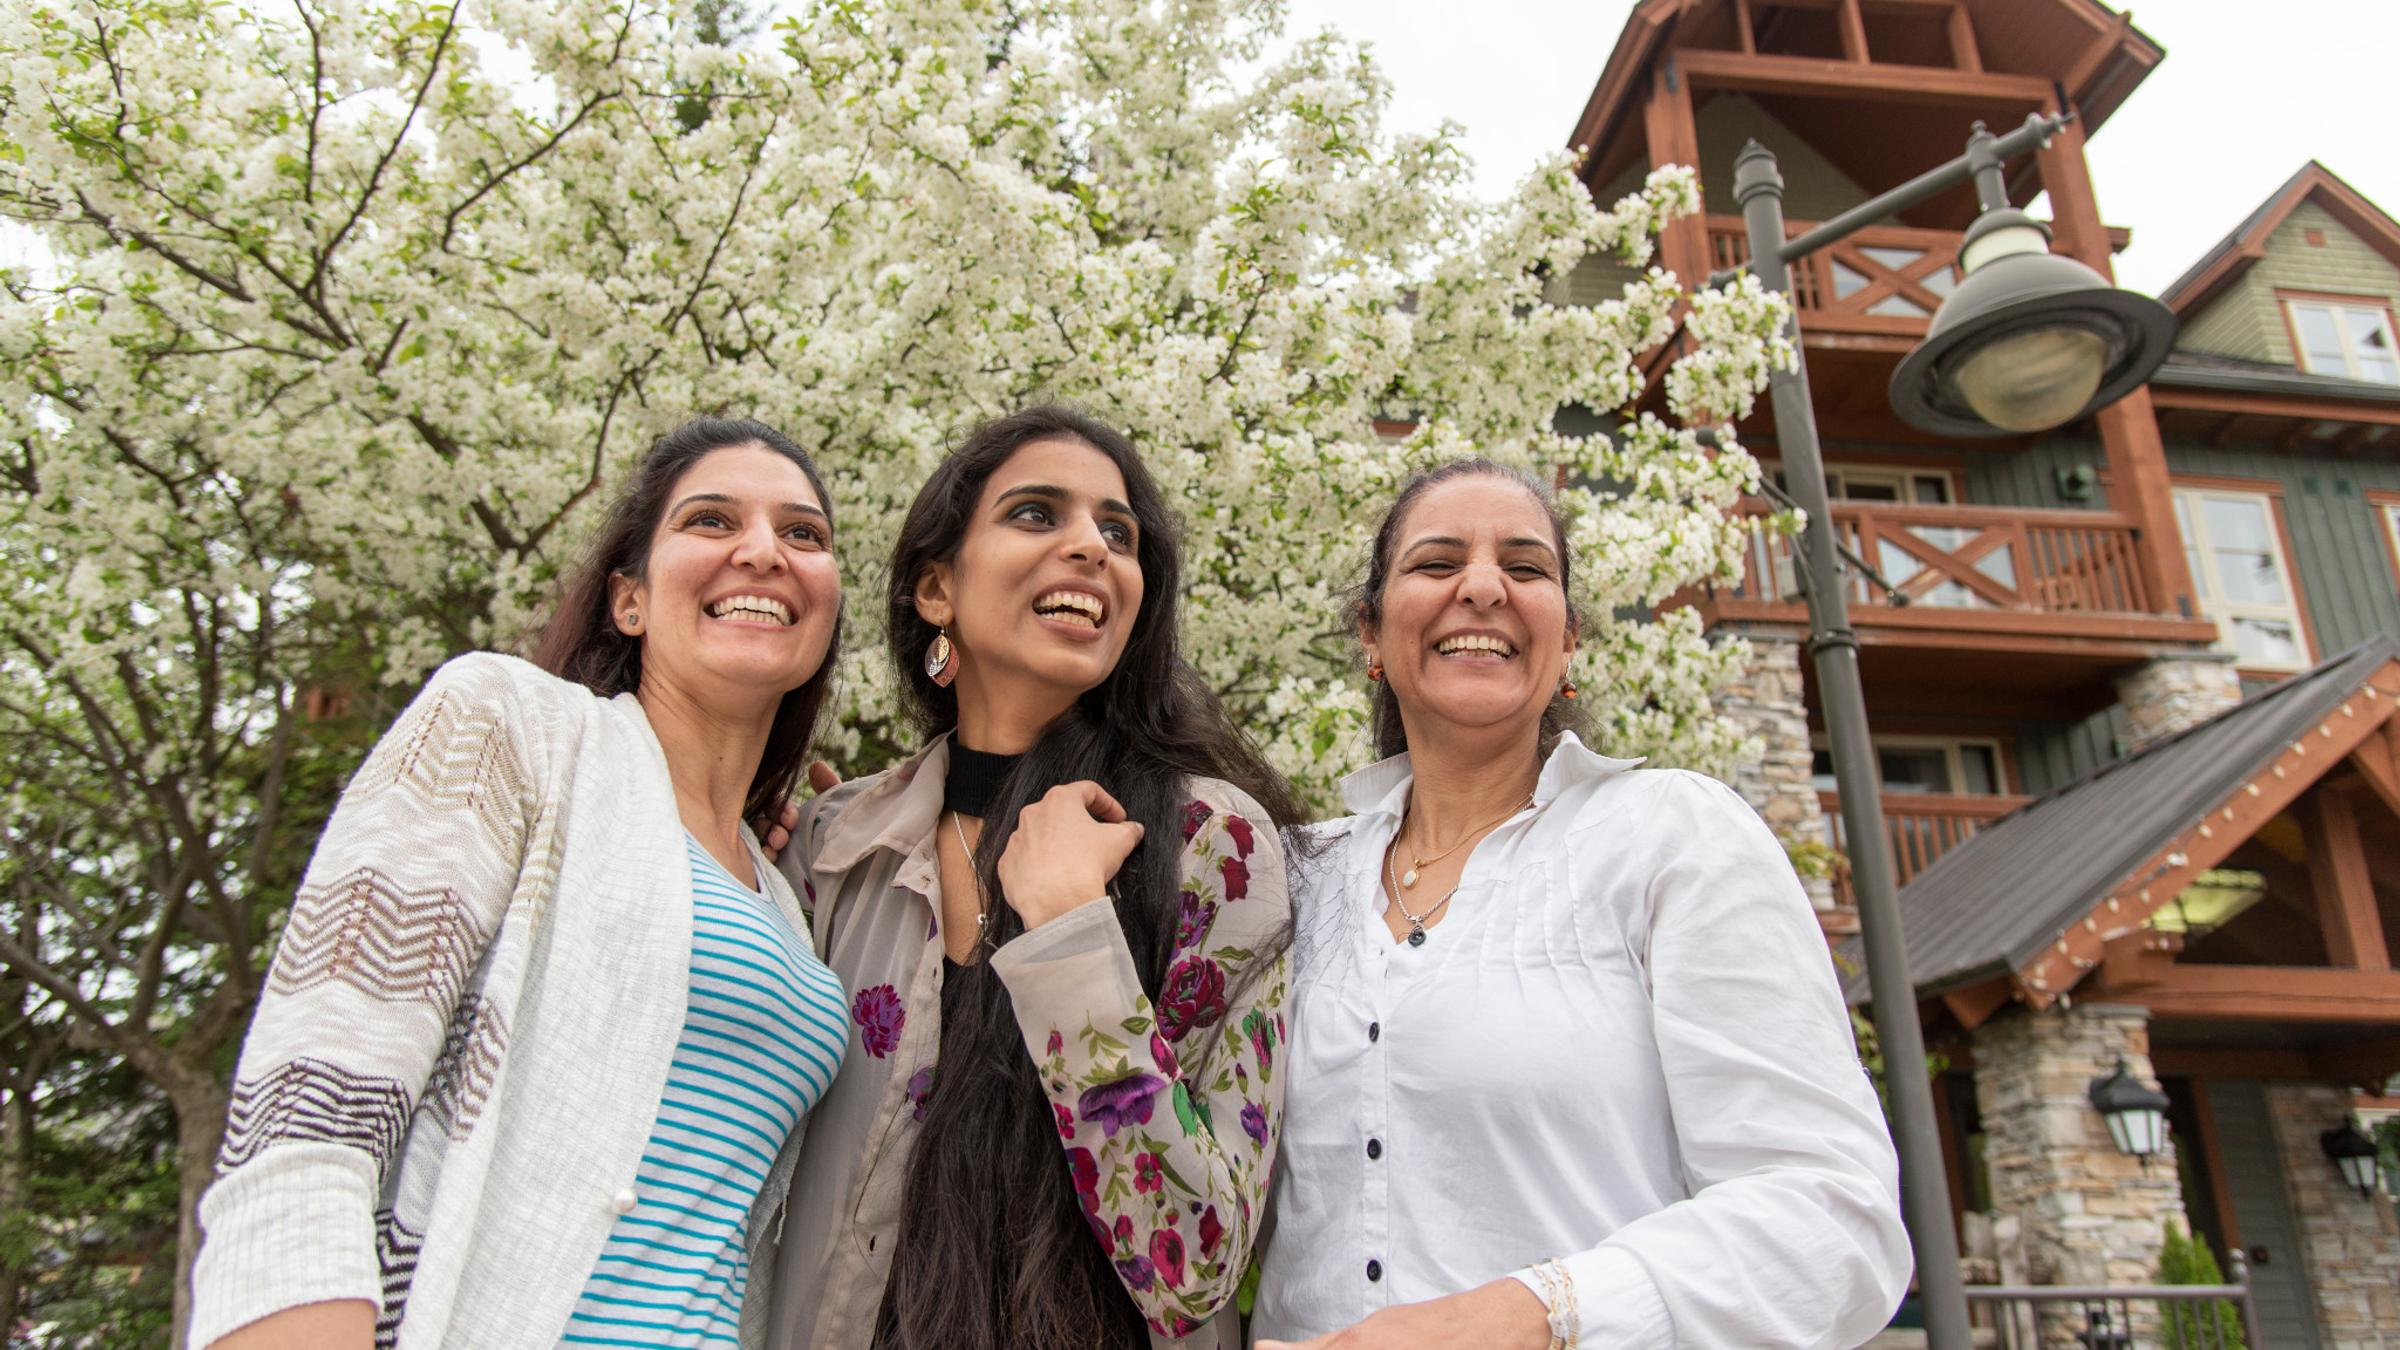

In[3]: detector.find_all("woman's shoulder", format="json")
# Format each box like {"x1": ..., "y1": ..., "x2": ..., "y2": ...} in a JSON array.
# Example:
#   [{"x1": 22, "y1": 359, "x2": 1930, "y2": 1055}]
[
  {"x1": 1569, "y1": 764, "x2": 1756, "y2": 833},
  {"x1": 368, "y1": 652, "x2": 599, "y2": 772},
  {"x1": 415, "y1": 650, "x2": 598, "y2": 720},
  {"x1": 1173, "y1": 776, "x2": 1278, "y2": 851}
]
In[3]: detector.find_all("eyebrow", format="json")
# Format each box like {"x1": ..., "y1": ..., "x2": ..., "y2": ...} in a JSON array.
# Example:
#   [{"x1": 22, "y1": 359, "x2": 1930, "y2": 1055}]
[
  {"x1": 669, "y1": 492, "x2": 830, "y2": 522},
  {"x1": 995, "y1": 483, "x2": 1137, "y2": 519},
  {"x1": 1400, "y1": 534, "x2": 1557, "y2": 559}
]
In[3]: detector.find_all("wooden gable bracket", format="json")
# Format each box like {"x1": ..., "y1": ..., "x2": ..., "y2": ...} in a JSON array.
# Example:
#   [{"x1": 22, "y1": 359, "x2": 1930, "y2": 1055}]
[
  {"x1": 2010, "y1": 660, "x2": 2400, "y2": 1011},
  {"x1": 2348, "y1": 713, "x2": 2400, "y2": 820},
  {"x1": 2303, "y1": 786, "x2": 2390, "y2": 971},
  {"x1": 1939, "y1": 976, "x2": 2015, "y2": 1031}
]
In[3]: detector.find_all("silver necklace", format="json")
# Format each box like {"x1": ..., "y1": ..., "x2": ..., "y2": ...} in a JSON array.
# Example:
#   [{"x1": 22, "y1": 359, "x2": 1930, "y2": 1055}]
[
  {"x1": 948, "y1": 811, "x2": 993, "y2": 950},
  {"x1": 1384, "y1": 839, "x2": 1453, "y2": 948}
]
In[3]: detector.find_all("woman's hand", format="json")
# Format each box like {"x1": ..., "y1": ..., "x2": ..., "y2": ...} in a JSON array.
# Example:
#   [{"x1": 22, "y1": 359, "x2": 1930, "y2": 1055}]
[
  {"x1": 1256, "y1": 1279, "x2": 1552, "y2": 1350},
  {"x1": 996, "y1": 781, "x2": 1144, "y2": 929}
]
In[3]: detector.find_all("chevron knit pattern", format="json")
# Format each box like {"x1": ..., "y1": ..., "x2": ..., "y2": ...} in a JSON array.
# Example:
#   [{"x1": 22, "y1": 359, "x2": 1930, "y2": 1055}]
[
  {"x1": 268, "y1": 866, "x2": 495, "y2": 1010},
  {"x1": 220, "y1": 1057, "x2": 413, "y2": 1172},
  {"x1": 346, "y1": 686, "x2": 533, "y2": 859},
  {"x1": 192, "y1": 655, "x2": 800, "y2": 1350},
  {"x1": 374, "y1": 1207, "x2": 424, "y2": 1350},
  {"x1": 423, "y1": 994, "x2": 508, "y2": 1142}
]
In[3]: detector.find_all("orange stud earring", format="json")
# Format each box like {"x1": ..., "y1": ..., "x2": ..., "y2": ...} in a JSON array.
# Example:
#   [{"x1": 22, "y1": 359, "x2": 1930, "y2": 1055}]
[
  {"x1": 1367, "y1": 662, "x2": 1384, "y2": 682},
  {"x1": 1560, "y1": 679, "x2": 1578, "y2": 700}
]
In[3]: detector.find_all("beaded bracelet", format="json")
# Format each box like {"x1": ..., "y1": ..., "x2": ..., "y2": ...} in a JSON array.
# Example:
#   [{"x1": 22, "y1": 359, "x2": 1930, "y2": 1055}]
[{"x1": 1526, "y1": 1258, "x2": 1579, "y2": 1350}]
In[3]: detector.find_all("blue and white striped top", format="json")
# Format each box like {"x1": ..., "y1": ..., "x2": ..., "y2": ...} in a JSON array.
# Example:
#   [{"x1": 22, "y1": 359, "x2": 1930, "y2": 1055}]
[{"x1": 559, "y1": 835, "x2": 849, "y2": 1347}]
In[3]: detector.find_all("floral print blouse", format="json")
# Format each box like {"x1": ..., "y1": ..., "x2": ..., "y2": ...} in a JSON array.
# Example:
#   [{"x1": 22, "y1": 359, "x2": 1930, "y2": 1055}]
[{"x1": 762, "y1": 738, "x2": 1290, "y2": 1350}]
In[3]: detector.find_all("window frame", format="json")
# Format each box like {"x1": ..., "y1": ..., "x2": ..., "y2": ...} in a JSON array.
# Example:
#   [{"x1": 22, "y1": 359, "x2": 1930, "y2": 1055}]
[
  {"x1": 2279, "y1": 290, "x2": 2400, "y2": 385},
  {"x1": 1807, "y1": 734, "x2": 2014, "y2": 797},
  {"x1": 2372, "y1": 490, "x2": 2400, "y2": 592},
  {"x1": 2170, "y1": 478, "x2": 2316, "y2": 675},
  {"x1": 1766, "y1": 460, "x2": 1961, "y2": 505}
]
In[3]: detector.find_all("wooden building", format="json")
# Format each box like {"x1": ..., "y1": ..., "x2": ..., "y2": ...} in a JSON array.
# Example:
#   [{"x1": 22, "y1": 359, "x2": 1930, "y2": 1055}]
[{"x1": 1553, "y1": 2, "x2": 2400, "y2": 1345}]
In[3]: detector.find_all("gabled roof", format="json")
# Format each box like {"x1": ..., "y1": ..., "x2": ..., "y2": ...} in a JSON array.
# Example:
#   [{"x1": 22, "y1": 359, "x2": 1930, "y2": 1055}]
[
  {"x1": 1843, "y1": 637, "x2": 2400, "y2": 1006},
  {"x1": 1566, "y1": 0, "x2": 2164, "y2": 189},
  {"x1": 2160, "y1": 161, "x2": 2400, "y2": 317},
  {"x1": 2152, "y1": 353, "x2": 2400, "y2": 406}
]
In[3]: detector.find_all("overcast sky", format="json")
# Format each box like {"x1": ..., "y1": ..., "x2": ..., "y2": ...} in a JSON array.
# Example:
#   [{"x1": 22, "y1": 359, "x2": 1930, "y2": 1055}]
[{"x1": 1278, "y1": 0, "x2": 2400, "y2": 296}]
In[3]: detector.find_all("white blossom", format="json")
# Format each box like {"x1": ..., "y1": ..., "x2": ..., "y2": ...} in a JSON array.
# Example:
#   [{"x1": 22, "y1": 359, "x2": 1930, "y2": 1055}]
[{"x1": 2, "y1": 0, "x2": 1793, "y2": 816}]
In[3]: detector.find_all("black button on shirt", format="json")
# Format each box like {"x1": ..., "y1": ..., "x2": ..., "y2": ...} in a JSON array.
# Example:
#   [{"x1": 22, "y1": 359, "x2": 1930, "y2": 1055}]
[
  {"x1": 1366, "y1": 1259, "x2": 1383, "y2": 1282},
  {"x1": 1367, "y1": 1021, "x2": 1380, "y2": 1042},
  {"x1": 1366, "y1": 1138, "x2": 1382, "y2": 1160}
]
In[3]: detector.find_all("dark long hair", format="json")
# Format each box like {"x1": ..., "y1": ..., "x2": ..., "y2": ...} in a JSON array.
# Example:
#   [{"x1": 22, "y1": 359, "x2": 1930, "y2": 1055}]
[
  {"x1": 532, "y1": 416, "x2": 842, "y2": 827},
  {"x1": 876, "y1": 405, "x2": 1301, "y2": 1350},
  {"x1": 1358, "y1": 458, "x2": 1588, "y2": 759}
]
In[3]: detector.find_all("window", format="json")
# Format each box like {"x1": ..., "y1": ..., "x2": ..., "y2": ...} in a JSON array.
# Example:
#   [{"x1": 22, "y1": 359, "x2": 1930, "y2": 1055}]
[
  {"x1": 2172, "y1": 485, "x2": 2310, "y2": 672},
  {"x1": 1770, "y1": 463, "x2": 1955, "y2": 504},
  {"x1": 2286, "y1": 298, "x2": 2400, "y2": 385},
  {"x1": 1809, "y1": 738, "x2": 2007, "y2": 796}
]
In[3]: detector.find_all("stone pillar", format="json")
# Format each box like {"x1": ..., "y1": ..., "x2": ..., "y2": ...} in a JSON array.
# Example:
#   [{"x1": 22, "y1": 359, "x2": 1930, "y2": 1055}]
[
  {"x1": 2114, "y1": 655, "x2": 2242, "y2": 751},
  {"x1": 1974, "y1": 1004, "x2": 2185, "y2": 1343},
  {"x1": 2265, "y1": 1083, "x2": 2400, "y2": 1348},
  {"x1": 1716, "y1": 636, "x2": 1836, "y2": 913}
]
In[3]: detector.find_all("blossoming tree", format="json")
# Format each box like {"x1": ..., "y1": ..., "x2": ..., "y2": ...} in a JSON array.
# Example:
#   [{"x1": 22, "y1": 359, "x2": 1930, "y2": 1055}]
[{"x1": 0, "y1": 0, "x2": 1786, "y2": 1333}]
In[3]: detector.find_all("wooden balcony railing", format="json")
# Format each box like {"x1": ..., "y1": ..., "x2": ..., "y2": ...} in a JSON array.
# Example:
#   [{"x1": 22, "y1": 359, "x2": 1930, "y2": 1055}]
[
  {"x1": 1707, "y1": 214, "x2": 1964, "y2": 335},
  {"x1": 1719, "y1": 500, "x2": 2158, "y2": 616},
  {"x1": 1818, "y1": 791, "x2": 2028, "y2": 906}
]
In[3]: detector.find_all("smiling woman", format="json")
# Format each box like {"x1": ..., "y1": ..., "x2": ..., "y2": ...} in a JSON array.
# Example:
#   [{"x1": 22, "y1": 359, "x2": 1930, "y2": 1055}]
[
  {"x1": 191, "y1": 417, "x2": 850, "y2": 1350},
  {"x1": 765, "y1": 405, "x2": 1306, "y2": 1350},
  {"x1": 1252, "y1": 460, "x2": 1911, "y2": 1350}
]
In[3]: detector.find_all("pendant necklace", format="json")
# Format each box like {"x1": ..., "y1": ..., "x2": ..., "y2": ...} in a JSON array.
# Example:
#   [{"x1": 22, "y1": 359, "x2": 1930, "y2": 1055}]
[
  {"x1": 1382, "y1": 792, "x2": 1533, "y2": 947},
  {"x1": 1384, "y1": 841, "x2": 1449, "y2": 947},
  {"x1": 1393, "y1": 792, "x2": 1532, "y2": 889}
]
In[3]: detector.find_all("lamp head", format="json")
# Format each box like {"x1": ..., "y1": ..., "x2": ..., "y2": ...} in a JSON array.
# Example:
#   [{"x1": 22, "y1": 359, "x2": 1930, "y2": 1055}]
[{"x1": 1892, "y1": 210, "x2": 2177, "y2": 437}]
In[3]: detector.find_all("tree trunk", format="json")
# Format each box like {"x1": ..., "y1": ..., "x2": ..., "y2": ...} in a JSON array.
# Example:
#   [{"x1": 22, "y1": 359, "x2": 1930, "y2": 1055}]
[
  {"x1": 0, "y1": 1070, "x2": 32, "y2": 1339},
  {"x1": 169, "y1": 1073, "x2": 229, "y2": 1350}
]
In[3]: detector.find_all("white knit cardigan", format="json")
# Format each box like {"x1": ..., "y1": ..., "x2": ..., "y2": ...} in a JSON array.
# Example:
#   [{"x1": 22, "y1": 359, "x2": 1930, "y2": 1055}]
[{"x1": 191, "y1": 653, "x2": 816, "y2": 1349}]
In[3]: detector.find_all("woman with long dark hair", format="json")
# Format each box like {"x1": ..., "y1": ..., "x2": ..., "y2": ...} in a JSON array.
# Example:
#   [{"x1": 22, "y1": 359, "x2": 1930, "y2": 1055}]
[
  {"x1": 764, "y1": 405, "x2": 1300, "y2": 1350},
  {"x1": 1251, "y1": 461, "x2": 1907, "y2": 1350},
  {"x1": 193, "y1": 418, "x2": 849, "y2": 1350}
]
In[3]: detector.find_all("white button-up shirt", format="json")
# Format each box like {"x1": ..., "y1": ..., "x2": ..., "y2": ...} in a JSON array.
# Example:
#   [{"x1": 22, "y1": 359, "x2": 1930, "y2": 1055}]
[{"x1": 1252, "y1": 734, "x2": 1910, "y2": 1348}]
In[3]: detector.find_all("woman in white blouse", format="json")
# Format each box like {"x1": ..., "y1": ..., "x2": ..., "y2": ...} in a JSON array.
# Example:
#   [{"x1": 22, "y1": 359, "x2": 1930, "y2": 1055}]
[{"x1": 1251, "y1": 460, "x2": 1910, "y2": 1350}]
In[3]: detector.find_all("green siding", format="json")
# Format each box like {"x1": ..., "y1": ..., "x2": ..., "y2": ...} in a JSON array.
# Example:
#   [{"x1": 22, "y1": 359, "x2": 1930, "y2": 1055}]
[
  {"x1": 2015, "y1": 706, "x2": 2129, "y2": 797},
  {"x1": 1956, "y1": 435, "x2": 2092, "y2": 511},
  {"x1": 2174, "y1": 200, "x2": 2400, "y2": 366},
  {"x1": 1548, "y1": 93, "x2": 1872, "y2": 310},
  {"x1": 1548, "y1": 161, "x2": 1650, "y2": 309},
  {"x1": 2162, "y1": 438, "x2": 2400, "y2": 655},
  {"x1": 1692, "y1": 93, "x2": 1870, "y2": 221}
]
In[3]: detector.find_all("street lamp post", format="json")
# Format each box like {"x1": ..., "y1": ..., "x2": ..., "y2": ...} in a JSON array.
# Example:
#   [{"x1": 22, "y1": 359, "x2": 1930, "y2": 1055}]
[{"x1": 1722, "y1": 112, "x2": 2175, "y2": 1350}]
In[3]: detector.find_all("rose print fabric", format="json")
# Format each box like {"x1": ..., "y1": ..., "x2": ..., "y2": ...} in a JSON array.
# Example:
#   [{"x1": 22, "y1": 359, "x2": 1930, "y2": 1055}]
[
  {"x1": 763, "y1": 739, "x2": 1288, "y2": 1350},
  {"x1": 989, "y1": 794, "x2": 1287, "y2": 1337}
]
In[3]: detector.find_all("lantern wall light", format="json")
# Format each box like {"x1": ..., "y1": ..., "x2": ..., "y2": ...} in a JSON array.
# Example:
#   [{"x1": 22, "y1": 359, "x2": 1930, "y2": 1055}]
[
  {"x1": 2087, "y1": 1058, "x2": 2171, "y2": 1162},
  {"x1": 2320, "y1": 1122, "x2": 2379, "y2": 1198}
]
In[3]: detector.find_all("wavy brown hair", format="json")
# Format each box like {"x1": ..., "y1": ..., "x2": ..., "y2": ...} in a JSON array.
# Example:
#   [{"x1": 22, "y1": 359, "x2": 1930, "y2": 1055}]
[{"x1": 531, "y1": 416, "x2": 842, "y2": 826}]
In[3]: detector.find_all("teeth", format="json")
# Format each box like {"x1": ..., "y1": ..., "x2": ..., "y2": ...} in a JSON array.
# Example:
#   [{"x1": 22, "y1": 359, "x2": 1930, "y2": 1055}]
[
  {"x1": 1035, "y1": 590, "x2": 1104, "y2": 625},
  {"x1": 708, "y1": 595, "x2": 792, "y2": 625},
  {"x1": 1436, "y1": 634, "x2": 1516, "y2": 657}
]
